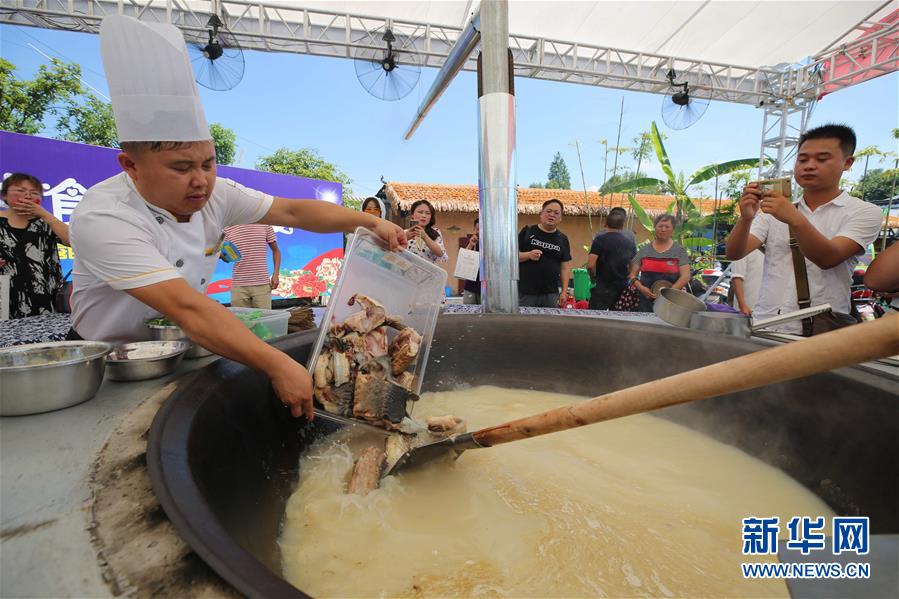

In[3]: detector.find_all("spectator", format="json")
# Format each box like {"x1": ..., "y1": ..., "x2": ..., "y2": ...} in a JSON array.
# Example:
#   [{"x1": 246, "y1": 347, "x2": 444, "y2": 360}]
[
  {"x1": 608, "y1": 206, "x2": 636, "y2": 243},
  {"x1": 404, "y1": 199, "x2": 448, "y2": 264},
  {"x1": 462, "y1": 217, "x2": 481, "y2": 304},
  {"x1": 224, "y1": 224, "x2": 280, "y2": 309},
  {"x1": 518, "y1": 199, "x2": 572, "y2": 307},
  {"x1": 587, "y1": 208, "x2": 636, "y2": 310},
  {"x1": 361, "y1": 196, "x2": 386, "y2": 219},
  {"x1": 726, "y1": 124, "x2": 883, "y2": 334},
  {"x1": 346, "y1": 196, "x2": 387, "y2": 249},
  {"x1": 0, "y1": 173, "x2": 69, "y2": 319},
  {"x1": 628, "y1": 214, "x2": 690, "y2": 312},
  {"x1": 730, "y1": 248, "x2": 764, "y2": 316}
]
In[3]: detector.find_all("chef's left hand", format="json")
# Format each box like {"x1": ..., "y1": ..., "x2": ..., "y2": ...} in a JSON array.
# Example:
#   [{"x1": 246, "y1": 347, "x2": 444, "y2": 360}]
[
  {"x1": 369, "y1": 219, "x2": 408, "y2": 251},
  {"x1": 270, "y1": 274, "x2": 280, "y2": 289},
  {"x1": 759, "y1": 190, "x2": 800, "y2": 226},
  {"x1": 558, "y1": 290, "x2": 569, "y2": 306}
]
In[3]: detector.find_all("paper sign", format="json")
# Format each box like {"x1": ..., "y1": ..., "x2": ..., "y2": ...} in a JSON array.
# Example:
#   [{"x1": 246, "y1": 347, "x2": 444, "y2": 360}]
[
  {"x1": 454, "y1": 248, "x2": 480, "y2": 281},
  {"x1": 0, "y1": 275, "x2": 9, "y2": 321}
]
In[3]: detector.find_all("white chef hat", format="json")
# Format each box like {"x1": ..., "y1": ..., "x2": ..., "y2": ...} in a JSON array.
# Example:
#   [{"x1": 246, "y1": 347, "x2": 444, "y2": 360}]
[{"x1": 100, "y1": 15, "x2": 210, "y2": 142}]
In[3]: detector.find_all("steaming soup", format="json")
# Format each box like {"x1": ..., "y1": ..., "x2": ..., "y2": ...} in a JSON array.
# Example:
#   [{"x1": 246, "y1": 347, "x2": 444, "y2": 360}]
[{"x1": 280, "y1": 386, "x2": 833, "y2": 597}]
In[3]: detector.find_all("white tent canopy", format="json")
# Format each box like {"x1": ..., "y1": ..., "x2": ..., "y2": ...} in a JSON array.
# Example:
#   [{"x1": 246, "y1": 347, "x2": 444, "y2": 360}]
[
  {"x1": 5, "y1": 1, "x2": 895, "y2": 105},
  {"x1": 292, "y1": 0, "x2": 887, "y2": 68}
]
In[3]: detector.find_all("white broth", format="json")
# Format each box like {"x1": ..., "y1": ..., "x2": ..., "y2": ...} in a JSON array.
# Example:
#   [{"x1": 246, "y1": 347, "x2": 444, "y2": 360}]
[{"x1": 280, "y1": 386, "x2": 832, "y2": 597}]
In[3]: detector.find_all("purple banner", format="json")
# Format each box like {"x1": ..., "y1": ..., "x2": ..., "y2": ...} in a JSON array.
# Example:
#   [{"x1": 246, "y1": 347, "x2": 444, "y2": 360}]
[{"x1": 0, "y1": 131, "x2": 344, "y2": 302}]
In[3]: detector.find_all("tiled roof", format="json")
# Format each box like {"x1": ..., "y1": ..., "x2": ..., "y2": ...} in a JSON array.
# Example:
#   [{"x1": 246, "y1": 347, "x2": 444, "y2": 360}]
[{"x1": 384, "y1": 182, "x2": 731, "y2": 216}]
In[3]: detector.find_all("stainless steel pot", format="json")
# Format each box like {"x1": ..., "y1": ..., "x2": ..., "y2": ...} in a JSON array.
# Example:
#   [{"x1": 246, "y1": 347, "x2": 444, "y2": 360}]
[
  {"x1": 689, "y1": 305, "x2": 834, "y2": 338},
  {"x1": 106, "y1": 340, "x2": 189, "y2": 381},
  {"x1": 653, "y1": 287, "x2": 706, "y2": 327},
  {"x1": 0, "y1": 341, "x2": 112, "y2": 416},
  {"x1": 147, "y1": 323, "x2": 215, "y2": 359}
]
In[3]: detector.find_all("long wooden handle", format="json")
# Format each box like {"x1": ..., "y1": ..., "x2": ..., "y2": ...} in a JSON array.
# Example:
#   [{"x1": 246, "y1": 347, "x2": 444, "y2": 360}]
[{"x1": 472, "y1": 313, "x2": 899, "y2": 448}]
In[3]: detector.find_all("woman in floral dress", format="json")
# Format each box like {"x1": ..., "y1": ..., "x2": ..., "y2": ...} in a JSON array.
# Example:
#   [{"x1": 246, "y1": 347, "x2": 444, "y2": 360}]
[{"x1": 0, "y1": 173, "x2": 70, "y2": 318}]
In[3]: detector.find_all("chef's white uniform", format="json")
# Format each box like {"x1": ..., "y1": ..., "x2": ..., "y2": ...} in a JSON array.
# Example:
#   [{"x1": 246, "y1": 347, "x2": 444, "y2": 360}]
[{"x1": 70, "y1": 172, "x2": 273, "y2": 343}]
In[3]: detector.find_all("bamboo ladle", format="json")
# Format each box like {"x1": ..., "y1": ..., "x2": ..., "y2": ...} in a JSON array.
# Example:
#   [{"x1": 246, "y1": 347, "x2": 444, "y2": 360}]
[{"x1": 384, "y1": 313, "x2": 899, "y2": 477}]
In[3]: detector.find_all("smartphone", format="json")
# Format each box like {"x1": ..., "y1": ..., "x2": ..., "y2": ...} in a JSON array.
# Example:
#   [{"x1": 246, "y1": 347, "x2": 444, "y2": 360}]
[{"x1": 754, "y1": 177, "x2": 792, "y2": 199}]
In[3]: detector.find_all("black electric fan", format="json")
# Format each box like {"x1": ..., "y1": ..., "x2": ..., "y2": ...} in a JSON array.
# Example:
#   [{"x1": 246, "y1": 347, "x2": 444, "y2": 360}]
[
  {"x1": 353, "y1": 28, "x2": 422, "y2": 101},
  {"x1": 661, "y1": 69, "x2": 711, "y2": 130},
  {"x1": 188, "y1": 15, "x2": 245, "y2": 91}
]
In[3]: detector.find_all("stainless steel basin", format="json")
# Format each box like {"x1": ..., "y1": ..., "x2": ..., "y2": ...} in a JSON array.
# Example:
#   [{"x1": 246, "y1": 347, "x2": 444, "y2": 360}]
[{"x1": 0, "y1": 341, "x2": 112, "y2": 416}]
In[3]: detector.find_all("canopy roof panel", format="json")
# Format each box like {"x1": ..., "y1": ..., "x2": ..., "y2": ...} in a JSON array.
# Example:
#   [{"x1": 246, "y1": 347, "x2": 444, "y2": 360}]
[{"x1": 295, "y1": 0, "x2": 887, "y2": 68}]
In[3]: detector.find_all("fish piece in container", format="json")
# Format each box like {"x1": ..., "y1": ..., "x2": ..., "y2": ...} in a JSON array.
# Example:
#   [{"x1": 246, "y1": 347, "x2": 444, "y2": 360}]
[
  {"x1": 307, "y1": 227, "x2": 446, "y2": 430},
  {"x1": 353, "y1": 357, "x2": 417, "y2": 425}
]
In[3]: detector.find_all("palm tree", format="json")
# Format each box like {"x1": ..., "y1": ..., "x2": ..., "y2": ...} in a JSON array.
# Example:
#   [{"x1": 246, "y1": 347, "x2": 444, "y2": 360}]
[{"x1": 600, "y1": 121, "x2": 759, "y2": 251}]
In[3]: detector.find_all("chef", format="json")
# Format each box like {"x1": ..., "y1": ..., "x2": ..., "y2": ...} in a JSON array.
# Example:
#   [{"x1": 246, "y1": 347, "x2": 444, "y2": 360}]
[{"x1": 68, "y1": 15, "x2": 406, "y2": 420}]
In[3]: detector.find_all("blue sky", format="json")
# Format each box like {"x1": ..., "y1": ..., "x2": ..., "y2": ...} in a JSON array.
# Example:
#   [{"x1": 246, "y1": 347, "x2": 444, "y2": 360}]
[{"x1": 3, "y1": 22, "x2": 897, "y2": 197}]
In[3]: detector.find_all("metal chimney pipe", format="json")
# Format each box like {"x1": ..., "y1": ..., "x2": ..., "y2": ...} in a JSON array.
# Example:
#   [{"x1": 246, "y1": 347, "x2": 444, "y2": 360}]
[
  {"x1": 477, "y1": 0, "x2": 518, "y2": 313},
  {"x1": 404, "y1": 12, "x2": 481, "y2": 140}
]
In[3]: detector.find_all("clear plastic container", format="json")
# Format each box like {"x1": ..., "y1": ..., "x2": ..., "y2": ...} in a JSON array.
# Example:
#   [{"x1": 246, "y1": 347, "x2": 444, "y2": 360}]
[
  {"x1": 307, "y1": 227, "x2": 447, "y2": 397},
  {"x1": 228, "y1": 307, "x2": 290, "y2": 340}
]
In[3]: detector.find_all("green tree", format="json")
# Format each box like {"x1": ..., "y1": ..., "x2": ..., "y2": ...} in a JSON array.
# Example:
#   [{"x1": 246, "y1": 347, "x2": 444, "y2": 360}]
[
  {"x1": 851, "y1": 168, "x2": 899, "y2": 204},
  {"x1": 855, "y1": 145, "x2": 887, "y2": 190},
  {"x1": 209, "y1": 122, "x2": 237, "y2": 165},
  {"x1": 601, "y1": 121, "x2": 759, "y2": 253},
  {"x1": 528, "y1": 181, "x2": 546, "y2": 188},
  {"x1": 56, "y1": 93, "x2": 118, "y2": 147},
  {"x1": 547, "y1": 152, "x2": 571, "y2": 190},
  {"x1": 722, "y1": 170, "x2": 752, "y2": 200},
  {"x1": 256, "y1": 147, "x2": 353, "y2": 192},
  {"x1": 0, "y1": 57, "x2": 83, "y2": 134},
  {"x1": 631, "y1": 130, "x2": 661, "y2": 177}
]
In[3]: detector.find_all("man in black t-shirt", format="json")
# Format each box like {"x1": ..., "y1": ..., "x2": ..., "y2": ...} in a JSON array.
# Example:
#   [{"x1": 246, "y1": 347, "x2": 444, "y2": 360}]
[
  {"x1": 587, "y1": 208, "x2": 637, "y2": 310},
  {"x1": 518, "y1": 199, "x2": 572, "y2": 307}
]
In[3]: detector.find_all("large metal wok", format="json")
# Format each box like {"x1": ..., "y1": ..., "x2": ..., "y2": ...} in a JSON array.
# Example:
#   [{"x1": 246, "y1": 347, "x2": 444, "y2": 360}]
[{"x1": 147, "y1": 315, "x2": 898, "y2": 598}]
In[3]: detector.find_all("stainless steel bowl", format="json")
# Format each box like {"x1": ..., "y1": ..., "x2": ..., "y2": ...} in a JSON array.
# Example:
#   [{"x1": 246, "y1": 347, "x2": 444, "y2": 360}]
[
  {"x1": 147, "y1": 323, "x2": 215, "y2": 359},
  {"x1": 0, "y1": 341, "x2": 112, "y2": 416},
  {"x1": 106, "y1": 340, "x2": 190, "y2": 381},
  {"x1": 653, "y1": 287, "x2": 707, "y2": 328}
]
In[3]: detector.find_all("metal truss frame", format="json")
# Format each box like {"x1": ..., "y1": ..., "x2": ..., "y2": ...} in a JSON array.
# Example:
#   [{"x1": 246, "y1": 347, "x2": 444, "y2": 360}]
[
  {"x1": 1, "y1": 0, "x2": 896, "y2": 175},
  {"x1": 0, "y1": 0, "x2": 797, "y2": 105}
]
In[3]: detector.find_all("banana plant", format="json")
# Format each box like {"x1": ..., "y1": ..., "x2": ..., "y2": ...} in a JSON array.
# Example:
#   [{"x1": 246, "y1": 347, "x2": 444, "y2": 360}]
[{"x1": 600, "y1": 121, "x2": 760, "y2": 252}]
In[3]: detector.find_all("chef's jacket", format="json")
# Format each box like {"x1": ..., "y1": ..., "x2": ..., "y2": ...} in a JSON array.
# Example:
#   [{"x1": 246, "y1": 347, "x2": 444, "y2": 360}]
[{"x1": 70, "y1": 172, "x2": 273, "y2": 343}]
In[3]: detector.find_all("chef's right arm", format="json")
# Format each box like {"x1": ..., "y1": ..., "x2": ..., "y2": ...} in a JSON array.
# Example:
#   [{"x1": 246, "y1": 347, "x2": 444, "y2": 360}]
[
  {"x1": 127, "y1": 279, "x2": 312, "y2": 418},
  {"x1": 70, "y1": 209, "x2": 312, "y2": 419}
]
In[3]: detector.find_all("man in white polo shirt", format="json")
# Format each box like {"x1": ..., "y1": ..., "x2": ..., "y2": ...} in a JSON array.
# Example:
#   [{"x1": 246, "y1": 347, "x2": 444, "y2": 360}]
[
  {"x1": 726, "y1": 124, "x2": 883, "y2": 334},
  {"x1": 68, "y1": 15, "x2": 406, "y2": 420}
]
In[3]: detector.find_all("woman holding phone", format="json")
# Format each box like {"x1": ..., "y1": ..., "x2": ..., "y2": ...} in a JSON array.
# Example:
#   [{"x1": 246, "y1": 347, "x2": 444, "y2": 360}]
[{"x1": 404, "y1": 199, "x2": 447, "y2": 264}]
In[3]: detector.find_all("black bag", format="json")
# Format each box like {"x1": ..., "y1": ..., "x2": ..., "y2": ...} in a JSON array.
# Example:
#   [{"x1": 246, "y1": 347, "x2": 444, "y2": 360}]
[{"x1": 788, "y1": 226, "x2": 857, "y2": 336}]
